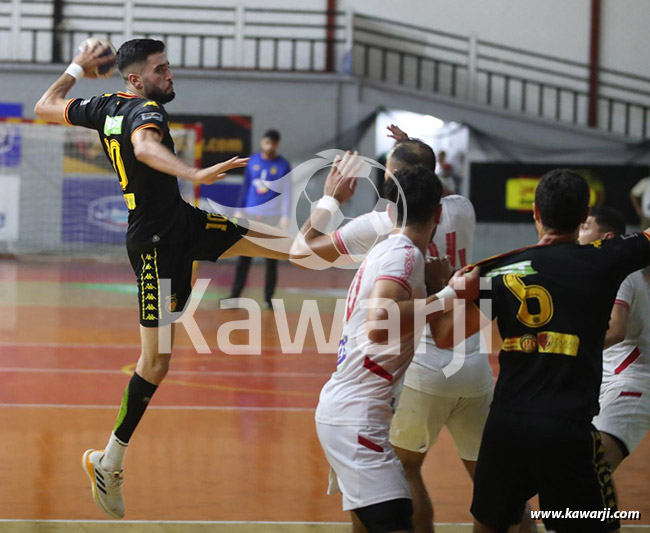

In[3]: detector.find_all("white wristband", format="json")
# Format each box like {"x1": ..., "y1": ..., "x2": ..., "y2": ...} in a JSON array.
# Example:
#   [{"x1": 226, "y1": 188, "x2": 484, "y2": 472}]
[
  {"x1": 64, "y1": 63, "x2": 84, "y2": 80},
  {"x1": 434, "y1": 286, "x2": 457, "y2": 301},
  {"x1": 316, "y1": 195, "x2": 340, "y2": 214}
]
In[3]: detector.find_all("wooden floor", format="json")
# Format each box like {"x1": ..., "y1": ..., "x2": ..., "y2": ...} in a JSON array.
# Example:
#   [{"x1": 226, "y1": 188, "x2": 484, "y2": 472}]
[{"x1": 1, "y1": 258, "x2": 649, "y2": 532}]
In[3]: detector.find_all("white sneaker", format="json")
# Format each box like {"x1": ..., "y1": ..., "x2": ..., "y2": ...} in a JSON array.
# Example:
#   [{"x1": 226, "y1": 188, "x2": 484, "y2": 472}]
[{"x1": 82, "y1": 449, "x2": 125, "y2": 519}]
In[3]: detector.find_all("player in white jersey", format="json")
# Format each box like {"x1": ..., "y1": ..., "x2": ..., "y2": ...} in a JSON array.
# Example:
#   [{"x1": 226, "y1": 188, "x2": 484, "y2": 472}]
[
  {"x1": 389, "y1": 193, "x2": 497, "y2": 533},
  {"x1": 336, "y1": 191, "x2": 495, "y2": 532},
  {"x1": 579, "y1": 207, "x2": 650, "y2": 470},
  {"x1": 316, "y1": 164, "x2": 452, "y2": 532},
  {"x1": 291, "y1": 134, "x2": 506, "y2": 532}
]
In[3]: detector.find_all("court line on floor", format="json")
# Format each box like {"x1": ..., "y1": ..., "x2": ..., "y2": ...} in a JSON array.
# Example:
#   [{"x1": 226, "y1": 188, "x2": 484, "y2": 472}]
[
  {"x1": 0, "y1": 342, "x2": 330, "y2": 355},
  {"x1": 0, "y1": 367, "x2": 330, "y2": 378},
  {"x1": 0, "y1": 521, "x2": 351, "y2": 525},
  {"x1": 1, "y1": 520, "x2": 647, "y2": 528},
  {"x1": 0, "y1": 521, "x2": 465, "y2": 526},
  {"x1": 0, "y1": 403, "x2": 315, "y2": 412}
]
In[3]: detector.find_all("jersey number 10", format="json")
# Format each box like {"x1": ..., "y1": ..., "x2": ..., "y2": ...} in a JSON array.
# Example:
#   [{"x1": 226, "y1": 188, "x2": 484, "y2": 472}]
[{"x1": 104, "y1": 138, "x2": 128, "y2": 191}]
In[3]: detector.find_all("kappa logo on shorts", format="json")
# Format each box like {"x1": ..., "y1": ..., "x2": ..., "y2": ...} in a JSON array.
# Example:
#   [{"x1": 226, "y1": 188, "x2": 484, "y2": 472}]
[{"x1": 140, "y1": 250, "x2": 160, "y2": 321}]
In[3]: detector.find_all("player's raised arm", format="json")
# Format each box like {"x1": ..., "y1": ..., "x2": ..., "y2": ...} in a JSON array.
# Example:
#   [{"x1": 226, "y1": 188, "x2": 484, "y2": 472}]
[
  {"x1": 131, "y1": 127, "x2": 248, "y2": 185},
  {"x1": 290, "y1": 150, "x2": 362, "y2": 264},
  {"x1": 34, "y1": 41, "x2": 114, "y2": 123}
]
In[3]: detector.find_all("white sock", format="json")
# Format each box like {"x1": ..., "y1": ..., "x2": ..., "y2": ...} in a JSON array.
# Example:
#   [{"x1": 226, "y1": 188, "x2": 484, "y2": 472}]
[{"x1": 100, "y1": 433, "x2": 128, "y2": 472}]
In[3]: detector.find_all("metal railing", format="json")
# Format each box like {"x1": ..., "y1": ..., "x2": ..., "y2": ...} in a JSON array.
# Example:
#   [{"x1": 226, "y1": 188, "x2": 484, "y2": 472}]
[
  {"x1": 351, "y1": 13, "x2": 650, "y2": 138},
  {"x1": 0, "y1": 1, "x2": 347, "y2": 72},
  {"x1": 1, "y1": 1, "x2": 649, "y2": 138}
]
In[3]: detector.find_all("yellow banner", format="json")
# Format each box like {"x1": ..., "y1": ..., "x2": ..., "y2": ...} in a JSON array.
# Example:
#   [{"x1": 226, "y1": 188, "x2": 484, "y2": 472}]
[{"x1": 505, "y1": 177, "x2": 540, "y2": 211}]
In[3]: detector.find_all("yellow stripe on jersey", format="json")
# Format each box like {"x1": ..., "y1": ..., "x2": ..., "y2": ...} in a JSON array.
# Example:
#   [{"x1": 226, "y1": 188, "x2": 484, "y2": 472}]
[{"x1": 502, "y1": 331, "x2": 580, "y2": 357}]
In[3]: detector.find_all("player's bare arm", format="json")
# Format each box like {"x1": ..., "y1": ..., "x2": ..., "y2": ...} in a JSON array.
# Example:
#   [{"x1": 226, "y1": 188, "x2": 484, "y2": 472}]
[
  {"x1": 365, "y1": 279, "x2": 415, "y2": 344},
  {"x1": 290, "y1": 150, "x2": 361, "y2": 263},
  {"x1": 430, "y1": 267, "x2": 491, "y2": 349},
  {"x1": 131, "y1": 127, "x2": 248, "y2": 185},
  {"x1": 34, "y1": 42, "x2": 114, "y2": 123},
  {"x1": 365, "y1": 262, "x2": 457, "y2": 345},
  {"x1": 603, "y1": 302, "x2": 630, "y2": 349}
]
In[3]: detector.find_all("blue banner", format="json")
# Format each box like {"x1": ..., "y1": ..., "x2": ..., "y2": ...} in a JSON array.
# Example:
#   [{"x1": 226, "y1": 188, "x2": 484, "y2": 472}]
[
  {"x1": 61, "y1": 179, "x2": 127, "y2": 243},
  {"x1": 0, "y1": 103, "x2": 23, "y2": 167}
]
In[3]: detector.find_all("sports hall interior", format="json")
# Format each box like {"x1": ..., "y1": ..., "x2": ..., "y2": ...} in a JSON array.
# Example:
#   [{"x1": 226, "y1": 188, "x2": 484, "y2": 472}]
[{"x1": 1, "y1": 1, "x2": 649, "y2": 532}]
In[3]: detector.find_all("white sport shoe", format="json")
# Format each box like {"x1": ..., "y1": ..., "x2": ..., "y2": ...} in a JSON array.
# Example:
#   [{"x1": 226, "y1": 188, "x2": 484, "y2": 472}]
[{"x1": 82, "y1": 449, "x2": 125, "y2": 519}]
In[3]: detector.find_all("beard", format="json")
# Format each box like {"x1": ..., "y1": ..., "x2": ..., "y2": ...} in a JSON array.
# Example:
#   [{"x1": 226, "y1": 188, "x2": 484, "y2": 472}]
[{"x1": 144, "y1": 82, "x2": 175, "y2": 104}]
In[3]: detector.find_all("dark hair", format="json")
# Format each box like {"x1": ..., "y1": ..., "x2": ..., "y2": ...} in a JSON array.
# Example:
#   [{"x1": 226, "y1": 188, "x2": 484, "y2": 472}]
[
  {"x1": 590, "y1": 206, "x2": 626, "y2": 237},
  {"x1": 383, "y1": 164, "x2": 442, "y2": 226},
  {"x1": 535, "y1": 169, "x2": 590, "y2": 232},
  {"x1": 263, "y1": 129, "x2": 281, "y2": 142},
  {"x1": 116, "y1": 39, "x2": 165, "y2": 77},
  {"x1": 389, "y1": 139, "x2": 436, "y2": 173}
]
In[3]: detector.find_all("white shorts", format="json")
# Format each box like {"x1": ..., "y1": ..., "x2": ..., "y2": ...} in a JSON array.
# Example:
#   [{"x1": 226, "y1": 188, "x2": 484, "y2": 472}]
[
  {"x1": 593, "y1": 380, "x2": 650, "y2": 454},
  {"x1": 389, "y1": 386, "x2": 492, "y2": 461},
  {"x1": 315, "y1": 421, "x2": 411, "y2": 511}
]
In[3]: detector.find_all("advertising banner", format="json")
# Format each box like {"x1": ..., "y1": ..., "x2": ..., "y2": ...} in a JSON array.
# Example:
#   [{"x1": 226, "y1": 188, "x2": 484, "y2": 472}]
[
  {"x1": 61, "y1": 178, "x2": 127, "y2": 243},
  {"x1": 471, "y1": 163, "x2": 650, "y2": 224}
]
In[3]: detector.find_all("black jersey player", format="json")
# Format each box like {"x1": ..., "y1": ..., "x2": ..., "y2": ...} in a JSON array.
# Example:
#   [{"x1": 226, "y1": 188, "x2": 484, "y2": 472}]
[
  {"x1": 35, "y1": 39, "x2": 293, "y2": 519},
  {"x1": 432, "y1": 169, "x2": 650, "y2": 533}
]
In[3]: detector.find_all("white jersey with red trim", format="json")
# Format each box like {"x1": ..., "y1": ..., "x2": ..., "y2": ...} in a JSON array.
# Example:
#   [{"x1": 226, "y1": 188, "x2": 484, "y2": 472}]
[
  {"x1": 315, "y1": 233, "x2": 426, "y2": 427},
  {"x1": 335, "y1": 195, "x2": 492, "y2": 397},
  {"x1": 602, "y1": 270, "x2": 650, "y2": 384},
  {"x1": 407, "y1": 195, "x2": 493, "y2": 397}
]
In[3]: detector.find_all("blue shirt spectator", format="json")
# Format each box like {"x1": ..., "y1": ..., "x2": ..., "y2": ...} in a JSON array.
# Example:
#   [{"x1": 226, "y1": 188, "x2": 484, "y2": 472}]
[{"x1": 238, "y1": 151, "x2": 292, "y2": 219}]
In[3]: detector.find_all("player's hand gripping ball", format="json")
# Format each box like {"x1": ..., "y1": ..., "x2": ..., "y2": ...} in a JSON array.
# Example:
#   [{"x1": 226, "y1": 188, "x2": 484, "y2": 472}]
[{"x1": 77, "y1": 38, "x2": 116, "y2": 78}]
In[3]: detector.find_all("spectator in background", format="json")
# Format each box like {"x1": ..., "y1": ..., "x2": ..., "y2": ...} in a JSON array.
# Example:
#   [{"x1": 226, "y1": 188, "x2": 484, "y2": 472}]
[
  {"x1": 228, "y1": 129, "x2": 291, "y2": 309},
  {"x1": 630, "y1": 176, "x2": 650, "y2": 229},
  {"x1": 436, "y1": 150, "x2": 455, "y2": 193}
]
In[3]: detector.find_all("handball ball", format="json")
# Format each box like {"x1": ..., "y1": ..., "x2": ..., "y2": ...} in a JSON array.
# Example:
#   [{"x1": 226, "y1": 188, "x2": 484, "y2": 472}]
[{"x1": 77, "y1": 38, "x2": 116, "y2": 78}]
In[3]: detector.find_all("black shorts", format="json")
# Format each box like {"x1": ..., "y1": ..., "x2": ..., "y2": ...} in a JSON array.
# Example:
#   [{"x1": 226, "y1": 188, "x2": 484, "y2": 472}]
[
  {"x1": 353, "y1": 498, "x2": 413, "y2": 533},
  {"x1": 127, "y1": 209, "x2": 248, "y2": 327},
  {"x1": 471, "y1": 409, "x2": 619, "y2": 533}
]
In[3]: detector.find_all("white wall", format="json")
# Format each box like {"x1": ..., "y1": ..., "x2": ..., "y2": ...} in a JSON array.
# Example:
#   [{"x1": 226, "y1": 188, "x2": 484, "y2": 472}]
[
  {"x1": 600, "y1": 0, "x2": 650, "y2": 76},
  {"x1": 342, "y1": 0, "x2": 591, "y2": 63}
]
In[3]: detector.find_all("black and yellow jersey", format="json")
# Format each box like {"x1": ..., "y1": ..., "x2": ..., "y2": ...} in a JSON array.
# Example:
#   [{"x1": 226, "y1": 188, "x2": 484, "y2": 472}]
[
  {"x1": 478, "y1": 232, "x2": 650, "y2": 422},
  {"x1": 65, "y1": 92, "x2": 187, "y2": 245}
]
